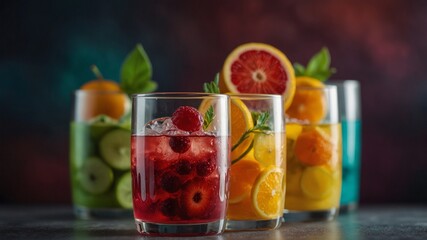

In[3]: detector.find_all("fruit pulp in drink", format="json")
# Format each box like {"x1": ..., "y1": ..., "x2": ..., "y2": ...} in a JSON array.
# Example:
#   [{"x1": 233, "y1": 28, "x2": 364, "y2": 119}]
[
  {"x1": 285, "y1": 123, "x2": 342, "y2": 211},
  {"x1": 69, "y1": 118, "x2": 132, "y2": 210},
  {"x1": 226, "y1": 132, "x2": 286, "y2": 220},
  {"x1": 340, "y1": 119, "x2": 361, "y2": 206},
  {"x1": 131, "y1": 134, "x2": 228, "y2": 224}
]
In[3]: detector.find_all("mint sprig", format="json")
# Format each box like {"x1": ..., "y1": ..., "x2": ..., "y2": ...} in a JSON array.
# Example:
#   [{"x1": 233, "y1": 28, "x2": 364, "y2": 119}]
[
  {"x1": 202, "y1": 74, "x2": 220, "y2": 130},
  {"x1": 232, "y1": 111, "x2": 271, "y2": 165},
  {"x1": 120, "y1": 44, "x2": 158, "y2": 95},
  {"x1": 294, "y1": 47, "x2": 336, "y2": 81}
]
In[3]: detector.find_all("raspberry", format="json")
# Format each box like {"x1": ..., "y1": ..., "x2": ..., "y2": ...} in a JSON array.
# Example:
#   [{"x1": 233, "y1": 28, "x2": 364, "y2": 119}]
[
  {"x1": 175, "y1": 159, "x2": 192, "y2": 175},
  {"x1": 159, "y1": 198, "x2": 179, "y2": 217},
  {"x1": 160, "y1": 172, "x2": 181, "y2": 193},
  {"x1": 169, "y1": 136, "x2": 191, "y2": 153},
  {"x1": 172, "y1": 106, "x2": 203, "y2": 132},
  {"x1": 196, "y1": 158, "x2": 216, "y2": 177}
]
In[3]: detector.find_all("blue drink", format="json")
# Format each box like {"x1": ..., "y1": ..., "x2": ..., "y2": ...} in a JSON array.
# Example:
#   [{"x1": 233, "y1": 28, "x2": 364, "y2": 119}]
[{"x1": 340, "y1": 119, "x2": 361, "y2": 208}]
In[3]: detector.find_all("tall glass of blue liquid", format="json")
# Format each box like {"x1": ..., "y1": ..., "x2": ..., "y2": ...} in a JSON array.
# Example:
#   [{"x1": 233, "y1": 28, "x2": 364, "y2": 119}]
[{"x1": 328, "y1": 80, "x2": 361, "y2": 212}]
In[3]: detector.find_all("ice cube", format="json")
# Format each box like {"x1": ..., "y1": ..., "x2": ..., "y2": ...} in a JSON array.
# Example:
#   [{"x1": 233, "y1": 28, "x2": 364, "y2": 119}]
[{"x1": 145, "y1": 117, "x2": 178, "y2": 135}]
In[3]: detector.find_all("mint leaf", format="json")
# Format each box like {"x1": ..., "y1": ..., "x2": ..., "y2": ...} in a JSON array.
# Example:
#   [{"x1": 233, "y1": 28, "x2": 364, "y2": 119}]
[
  {"x1": 120, "y1": 44, "x2": 157, "y2": 95},
  {"x1": 201, "y1": 74, "x2": 220, "y2": 130},
  {"x1": 294, "y1": 47, "x2": 336, "y2": 81},
  {"x1": 293, "y1": 63, "x2": 306, "y2": 76}
]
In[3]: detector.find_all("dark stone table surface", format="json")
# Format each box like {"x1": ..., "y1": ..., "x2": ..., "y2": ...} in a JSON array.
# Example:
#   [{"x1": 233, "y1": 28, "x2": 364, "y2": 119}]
[{"x1": 1, "y1": 205, "x2": 426, "y2": 239}]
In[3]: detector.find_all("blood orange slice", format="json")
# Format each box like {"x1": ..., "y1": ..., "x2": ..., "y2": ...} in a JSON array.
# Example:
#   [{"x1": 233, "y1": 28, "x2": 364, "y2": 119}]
[{"x1": 220, "y1": 43, "x2": 296, "y2": 109}]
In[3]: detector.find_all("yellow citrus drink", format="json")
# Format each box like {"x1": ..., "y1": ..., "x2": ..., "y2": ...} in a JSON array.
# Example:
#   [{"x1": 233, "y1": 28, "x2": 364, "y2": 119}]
[
  {"x1": 225, "y1": 94, "x2": 286, "y2": 230},
  {"x1": 285, "y1": 123, "x2": 342, "y2": 211}
]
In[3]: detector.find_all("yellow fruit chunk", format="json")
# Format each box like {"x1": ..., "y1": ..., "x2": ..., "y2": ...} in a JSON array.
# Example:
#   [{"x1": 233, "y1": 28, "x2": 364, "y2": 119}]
[
  {"x1": 230, "y1": 97, "x2": 254, "y2": 161},
  {"x1": 294, "y1": 127, "x2": 333, "y2": 166},
  {"x1": 251, "y1": 166, "x2": 285, "y2": 219},
  {"x1": 229, "y1": 159, "x2": 262, "y2": 204},
  {"x1": 286, "y1": 124, "x2": 302, "y2": 140},
  {"x1": 300, "y1": 166, "x2": 334, "y2": 200},
  {"x1": 253, "y1": 133, "x2": 277, "y2": 167},
  {"x1": 220, "y1": 43, "x2": 296, "y2": 110},
  {"x1": 286, "y1": 76, "x2": 326, "y2": 123}
]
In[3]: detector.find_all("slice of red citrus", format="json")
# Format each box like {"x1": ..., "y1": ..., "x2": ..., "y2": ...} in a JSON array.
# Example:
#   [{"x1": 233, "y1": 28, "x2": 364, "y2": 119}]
[{"x1": 220, "y1": 43, "x2": 296, "y2": 109}]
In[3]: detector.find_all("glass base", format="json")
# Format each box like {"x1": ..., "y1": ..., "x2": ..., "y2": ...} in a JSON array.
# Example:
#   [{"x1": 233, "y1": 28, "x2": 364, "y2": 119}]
[
  {"x1": 339, "y1": 202, "x2": 358, "y2": 213},
  {"x1": 135, "y1": 219, "x2": 225, "y2": 236},
  {"x1": 73, "y1": 205, "x2": 133, "y2": 219},
  {"x1": 225, "y1": 218, "x2": 282, "y2": 231},
  {"x1": 283, "y1": 208, "x2": 338, "y2": 222}
]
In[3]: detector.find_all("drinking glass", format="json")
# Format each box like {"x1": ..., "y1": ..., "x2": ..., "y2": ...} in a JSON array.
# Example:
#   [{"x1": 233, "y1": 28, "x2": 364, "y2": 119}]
[
  {"x1": 226, "y1": 94, "x2": 286, "y2": 231},
  {"x1": 131, "y1": 93, "x2": 230, "y2": 236},
  {"x1": 70, "y1": 90, "x2": 133, "y2": 219},
  {"x1": 284, "y1": 85, "x2": 342, "y2": 221},
  {"x1": 328, "y1": 80, "x2": 361, "y2": 212}
]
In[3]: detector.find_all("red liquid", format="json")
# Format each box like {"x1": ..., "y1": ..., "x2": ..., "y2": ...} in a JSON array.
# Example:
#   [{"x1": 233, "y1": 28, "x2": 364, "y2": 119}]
[{"x1": 131, "y1": 135, "x2": 229, "y2": 224}]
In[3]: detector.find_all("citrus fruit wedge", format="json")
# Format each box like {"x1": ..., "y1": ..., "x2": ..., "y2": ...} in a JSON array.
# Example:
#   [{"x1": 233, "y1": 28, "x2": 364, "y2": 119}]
[
  {"x1": 221, "y1": 43, "x2": 296, "y2": 110},
  {"x1": 251, "y1": 166, "x2": 285, "y2": 219},
  {"x1": 229, "y1": 97, "x2": 254, "y2": 161},
  {"x1": 300, "y1": 166, "x2": 333, "y2": 200},
  {"x1": 286, "y1": 76, "x2": 326, "y2": 123},
  {"x1": 229, "y1": 159, "x2": 262, "y2": 204},
  {"x1": 253, "y1": 133, "x2": 277, "y2": 167}
]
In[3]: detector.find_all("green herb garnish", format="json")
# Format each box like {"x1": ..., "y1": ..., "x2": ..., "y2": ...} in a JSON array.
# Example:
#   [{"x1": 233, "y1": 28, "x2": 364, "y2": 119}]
[
  {"x1": 293, "y1": 47, "x2": 336, "y2": 81},
  {"x1": 120, "y1": 43, "x2": 158, "y2": 95},
  {"x1": 231, "y1": 111, "x2": 271, "y2": 164},
  {"x1": 202, "y1": 74, "x2": 220, "y2": 130}
]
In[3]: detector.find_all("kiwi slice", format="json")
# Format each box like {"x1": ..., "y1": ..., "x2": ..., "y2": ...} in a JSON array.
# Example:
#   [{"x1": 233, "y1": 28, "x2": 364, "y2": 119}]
[
  {"x1": 77, "y1": 157, "x2": 114, "y2": 194},
  {"x1": 115, "y1": 172, "x2": 133, "y2": 208},
  {"x1": 99, "y1": 129, "x2": 131, "y2": 170},
  {"x1": 70, "y1": 122, "x2": 94, "y2": 169}
]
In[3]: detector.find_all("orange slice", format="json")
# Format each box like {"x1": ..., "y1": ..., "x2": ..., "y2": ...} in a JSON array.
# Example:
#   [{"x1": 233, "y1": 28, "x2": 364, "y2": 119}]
[
  {"x1": 286, "y1": 76, "x2": 326, "y2": 123},
  {"x1": 251, "y1": 166, "x2": 285, "y2": 219},
  {"x1": 220, "y1": 43, "x2": 296, "y2": 110},
  {"x1": 229, "y1": 97, "x2": 254, "y2": 161},
  {"x1": 294, "y1": 127, "x2": 333, "y2": 166},
  {"x1": 229, "y1": 159, "x2": 262, "y2": 204}
]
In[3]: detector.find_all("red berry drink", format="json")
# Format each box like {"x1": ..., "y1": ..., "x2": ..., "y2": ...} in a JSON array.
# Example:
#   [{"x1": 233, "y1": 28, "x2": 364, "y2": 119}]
[
  {"x1": 131, "y1": 134, "x2": 227, "y2": 223},
  {"x1": 130, "y1": 101, "x2": 230, "y2": 236}
]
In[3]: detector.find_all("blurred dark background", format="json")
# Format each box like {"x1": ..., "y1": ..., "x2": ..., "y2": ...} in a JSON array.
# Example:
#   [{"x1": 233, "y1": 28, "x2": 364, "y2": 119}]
[{"x1": 1, "y1": 0, "x2": 427, "y2": 204}]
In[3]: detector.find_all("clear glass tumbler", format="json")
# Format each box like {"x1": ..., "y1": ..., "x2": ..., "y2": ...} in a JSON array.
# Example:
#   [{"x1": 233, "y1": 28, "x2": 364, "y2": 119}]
[
  {"x1": 328, "y1": 80, "x2": 361, "y2": 212},
  {"x1": 131, "y1": 93, "x2": 230, "y2": 236},
  {"x1": 284, "y1": 85, "x2": 342, "y2": 221},
  {"x1": 225, "y1": 94, "x2": 286, "y2": 231},
  {"x1": 70, "y1": 90, "x2": 133, "y2": 219}
]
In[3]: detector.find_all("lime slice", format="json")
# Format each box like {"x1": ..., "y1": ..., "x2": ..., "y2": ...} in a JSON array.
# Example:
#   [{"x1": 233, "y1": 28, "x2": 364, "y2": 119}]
[
  {"x1": 99, "y1": 129, "x2": 131, "y2": 170},
  {"x1": 89, "y1": 115, "x2": 119, "y2": 140},
  {"x1": 115, "y1": 172, "x2": 133, "y2": 208},
  {"x1": 300, "y1": 166, "x2": 333, "y2": 199},
  {"x1": 77, "y1": 157, "x2": 114, "y2": 195}
]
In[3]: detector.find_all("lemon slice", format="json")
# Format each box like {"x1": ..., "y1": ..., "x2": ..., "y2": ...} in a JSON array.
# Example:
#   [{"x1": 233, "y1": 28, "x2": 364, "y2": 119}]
[
  {"x1": 286, "y1": 123, "x2": 302, "y2": 140},
  {"x1": 229, "y1": 97, "x2": 254, "y2": 161},
  {"x1": 229, "y1": 159, "x2": 262, "y2": 204},
  {"x1": 251, "y1": 166, "x2": 285, "y2": 219},
  {"x1": 253, "y1": 133, "x2": 277, "y2": 167},
  {"x1": 300, "y1": 166, "x2": 333, "y2": 200}
]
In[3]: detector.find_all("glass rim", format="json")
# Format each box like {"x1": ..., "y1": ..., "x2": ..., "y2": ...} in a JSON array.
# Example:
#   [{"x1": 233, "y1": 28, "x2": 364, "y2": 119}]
[
  {"x1": 131, "y1": 92, "x2": 229, "y2": 99},
  {"x1": 226, "y1": 93, "x2": 283, "y2": 99}
]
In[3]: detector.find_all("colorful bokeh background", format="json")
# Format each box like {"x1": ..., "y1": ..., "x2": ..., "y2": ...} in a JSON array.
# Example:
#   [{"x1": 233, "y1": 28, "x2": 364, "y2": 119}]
[{"x1": 1, "y1": 0, "x2": 427, "y2": 204}]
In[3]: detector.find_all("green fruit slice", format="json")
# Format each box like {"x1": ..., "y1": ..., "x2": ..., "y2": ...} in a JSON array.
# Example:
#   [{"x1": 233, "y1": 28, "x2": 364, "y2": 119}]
[
  {"x1": 300, "y1": 166, "x2": 333, "y2": 200},
  {"x1": 70, "y1": 122, "x2": 94, "y2": 169},
  {"x1": 115, "y1": 172, "x2": 133, "y2": 208},
  {"x1": 99, "y1": 129, "x2": 131, "y2": 170},
  {"x1": 77, "y1": 157, "x2": 114, "y2": 194},
  {"x1": 89, "y1": 115, "x2": 119, "y2": 140}
]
